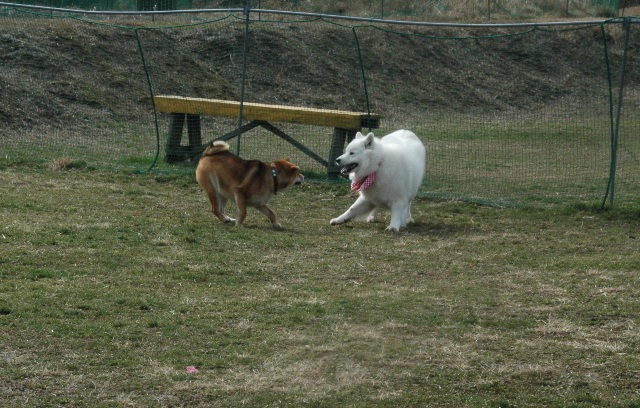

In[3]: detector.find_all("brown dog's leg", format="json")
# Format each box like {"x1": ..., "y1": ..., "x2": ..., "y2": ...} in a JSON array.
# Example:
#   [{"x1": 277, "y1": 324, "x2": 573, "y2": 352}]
[
  {"x1": 196, "y1": 173, "x2": 232, "y2": 224},
  {"x1": 210, "y1": 200, "x2": 232, "y2": 223},
  {"x1": 234, "y1": 193, "x2": 247, "y2": 227},
  {"x1": 257, "y1": 205, "x2": 281, "y2": 229},
  {"x1": 213, "y1": 194, "x2": 235, "y2": 224}
]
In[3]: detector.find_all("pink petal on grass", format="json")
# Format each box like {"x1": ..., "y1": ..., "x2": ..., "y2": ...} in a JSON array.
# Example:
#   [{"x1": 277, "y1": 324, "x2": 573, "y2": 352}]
[{"x1": 186, "y1": 366, "x2": 199, "y2": 373}]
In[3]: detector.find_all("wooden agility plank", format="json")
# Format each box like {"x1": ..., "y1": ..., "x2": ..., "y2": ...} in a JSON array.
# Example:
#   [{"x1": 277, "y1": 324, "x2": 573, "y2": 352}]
[{"x1": 154, "y1": 95, "x2": 380, "y2": 130}]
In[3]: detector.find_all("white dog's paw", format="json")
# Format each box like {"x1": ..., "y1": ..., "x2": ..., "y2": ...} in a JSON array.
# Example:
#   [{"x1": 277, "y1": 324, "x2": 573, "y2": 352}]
[
  {"x1": 330, "y1": 217, "x2": 343, "y2": 225},
  {"x1": 385, "y1": 225, "x2": 401, "y2": 233}
]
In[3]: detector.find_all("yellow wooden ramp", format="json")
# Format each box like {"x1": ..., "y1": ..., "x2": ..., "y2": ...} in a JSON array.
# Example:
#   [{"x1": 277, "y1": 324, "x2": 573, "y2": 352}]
[{"x1": 153, "y1": 95, "x2": 380, "y2": 130}]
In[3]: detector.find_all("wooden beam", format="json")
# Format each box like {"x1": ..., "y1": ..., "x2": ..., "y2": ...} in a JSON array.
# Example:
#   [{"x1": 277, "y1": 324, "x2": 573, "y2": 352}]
[
  {"x1": 154, "y1": 95, "x2": 380, "y2": 130},
  {"x1": 258, "y1": 121, "x2": 329, "y2": 168}
]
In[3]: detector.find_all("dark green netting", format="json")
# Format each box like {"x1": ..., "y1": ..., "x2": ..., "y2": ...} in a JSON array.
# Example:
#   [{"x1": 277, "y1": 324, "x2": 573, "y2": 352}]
[{"x1": 1, "y1": 3, "x2": 639, "y2": 208}]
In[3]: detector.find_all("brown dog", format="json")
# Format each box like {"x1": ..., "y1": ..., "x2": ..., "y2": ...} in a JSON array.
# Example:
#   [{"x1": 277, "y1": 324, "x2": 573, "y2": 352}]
[{"x1": 195, "y1": 141, "x2": 304, "y2": 228}]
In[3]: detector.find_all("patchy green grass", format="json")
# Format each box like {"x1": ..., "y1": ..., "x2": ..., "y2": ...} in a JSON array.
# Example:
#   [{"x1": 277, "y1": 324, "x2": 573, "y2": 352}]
[{"x1": 1, "y1": 159, "x2": 639, "y2": 407}]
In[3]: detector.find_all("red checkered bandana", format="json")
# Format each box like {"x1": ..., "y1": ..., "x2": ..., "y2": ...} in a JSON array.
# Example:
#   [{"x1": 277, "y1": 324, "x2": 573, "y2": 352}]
[{"x1": 351, "y1": 172, "x2": 377, "y2": 192}]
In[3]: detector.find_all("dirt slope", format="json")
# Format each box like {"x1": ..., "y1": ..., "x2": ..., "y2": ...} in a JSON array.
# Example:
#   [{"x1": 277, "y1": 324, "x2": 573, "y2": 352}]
[{"x1": 0, "y1": 16, "x2": 638, "y2": 132}]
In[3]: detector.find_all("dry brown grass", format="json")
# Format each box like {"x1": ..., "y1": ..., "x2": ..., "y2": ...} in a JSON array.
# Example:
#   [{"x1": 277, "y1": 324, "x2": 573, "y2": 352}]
[{"x1": 48, "y1": 158, "x2": 81, "y2": 171}]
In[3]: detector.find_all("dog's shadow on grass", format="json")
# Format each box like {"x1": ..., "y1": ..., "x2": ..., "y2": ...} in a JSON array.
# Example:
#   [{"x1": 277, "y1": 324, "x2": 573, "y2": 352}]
[{"x1": 282, "y1": 218, "x2": 477, "y2": 237}]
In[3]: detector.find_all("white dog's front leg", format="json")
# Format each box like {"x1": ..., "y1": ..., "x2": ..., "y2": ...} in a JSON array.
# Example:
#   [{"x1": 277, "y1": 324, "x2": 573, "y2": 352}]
[{"x1": 330, "y1": 196, "x2": 374, "y2": 226}]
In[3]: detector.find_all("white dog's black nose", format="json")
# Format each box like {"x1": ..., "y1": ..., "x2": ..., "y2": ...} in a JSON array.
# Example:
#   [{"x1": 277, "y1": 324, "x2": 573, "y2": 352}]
[{"x1": 335, "y1": 158, "x2": 342, "y2": 165}]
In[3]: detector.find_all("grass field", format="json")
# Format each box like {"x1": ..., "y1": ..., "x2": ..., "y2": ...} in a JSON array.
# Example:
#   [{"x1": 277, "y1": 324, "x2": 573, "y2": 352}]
[
  {"x1": 2, "y1": 6, "x2": 639, "y2": 406},
  {"x1": 1, "y1": 157, "x2": 639, "y2": 407}
]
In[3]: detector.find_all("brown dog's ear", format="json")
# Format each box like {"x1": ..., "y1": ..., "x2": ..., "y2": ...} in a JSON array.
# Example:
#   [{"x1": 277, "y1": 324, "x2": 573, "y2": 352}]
[{"x1": 281, "y1": 157, "x2": 290, "y2": 162}]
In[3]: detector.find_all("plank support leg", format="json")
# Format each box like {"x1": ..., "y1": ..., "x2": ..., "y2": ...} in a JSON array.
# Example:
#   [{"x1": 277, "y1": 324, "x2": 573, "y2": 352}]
[
  {"x1": 186, "y1": 114, "x2": 202, "y2": 162},
  {"x1": 165, "y1": 113, "x2": 203, "y2": 163},
  {"x1": 165, "y1": 112, "x2": 186, "y2": 163},
  {"x1": 328, "y1": 128, "x2": 357, "y2": 179}
]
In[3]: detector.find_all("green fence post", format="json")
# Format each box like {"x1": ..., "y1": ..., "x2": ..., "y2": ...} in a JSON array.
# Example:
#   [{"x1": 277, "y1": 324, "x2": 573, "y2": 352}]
[
  {"x1": 608, "y1": 17, "x2": 631, "y2": 207},
  {"x1": 236, "y1": 0, "x2": 251, "y2": 156}
]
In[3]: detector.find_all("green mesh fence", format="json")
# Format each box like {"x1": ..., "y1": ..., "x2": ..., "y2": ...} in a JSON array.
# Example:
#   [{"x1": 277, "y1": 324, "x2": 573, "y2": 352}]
[
  {"x1": 0, "y1": 0, "x2": 624, "y2": 19},
  {"x1": 1, "y1": 3, "x2": 639, "y2": 208}
]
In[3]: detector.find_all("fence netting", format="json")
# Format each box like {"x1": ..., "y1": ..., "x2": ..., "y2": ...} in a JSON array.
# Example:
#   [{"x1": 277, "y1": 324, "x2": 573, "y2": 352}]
[
  {"x1": 0, "y1": 0, "x2": 624, "y2": 20},
  {"x1": 1, "y1": 4, "x2": 639, "y2": 208}
]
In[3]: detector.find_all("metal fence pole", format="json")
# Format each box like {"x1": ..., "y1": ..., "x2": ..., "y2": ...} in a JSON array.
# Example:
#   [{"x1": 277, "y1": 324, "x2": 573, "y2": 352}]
[
  {"x1": 236, "y1": 0, "x2": 251, "y2": 155},
  {"x1": 607, "y1": 17, "x2": 631, "y2": 207}
]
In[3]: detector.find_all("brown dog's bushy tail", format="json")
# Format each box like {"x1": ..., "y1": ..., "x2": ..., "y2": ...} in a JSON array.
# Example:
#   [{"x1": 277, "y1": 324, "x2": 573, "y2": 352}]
[{"x1": 202, "y1": 141, "x2": 230, "y2": 156}]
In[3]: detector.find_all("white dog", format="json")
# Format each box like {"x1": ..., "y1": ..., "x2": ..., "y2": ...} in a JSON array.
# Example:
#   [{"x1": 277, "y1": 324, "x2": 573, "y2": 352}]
[{"x1": 330, "y1": 129, "x2": 426, "y2": 232}]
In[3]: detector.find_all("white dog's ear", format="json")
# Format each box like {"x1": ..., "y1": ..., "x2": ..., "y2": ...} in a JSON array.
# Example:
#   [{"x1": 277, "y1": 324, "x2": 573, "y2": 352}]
[
  {"x1": 364, "y1": 133, "x2": 375, "y2": 149},
  {"x1": 355, "y1": 132, "x2": 365, "y2": 139}
]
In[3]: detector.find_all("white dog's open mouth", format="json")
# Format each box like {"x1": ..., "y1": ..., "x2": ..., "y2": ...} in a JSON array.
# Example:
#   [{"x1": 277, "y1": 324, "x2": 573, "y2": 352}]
[{"x1": 340, "y1": 163, "x2": 358, "y2": 175}]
